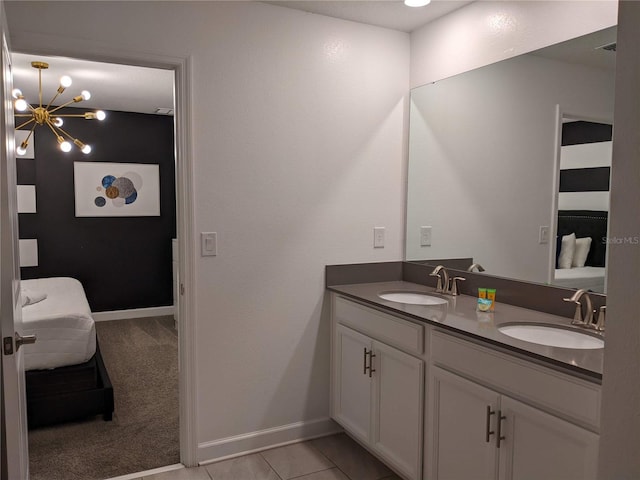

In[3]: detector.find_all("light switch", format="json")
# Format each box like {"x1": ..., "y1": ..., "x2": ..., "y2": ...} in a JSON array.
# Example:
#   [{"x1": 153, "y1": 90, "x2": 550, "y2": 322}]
[
  {"x1": 420, "y1": 226, "x2": 432, "y2": 246},
  {"x1": 539, "y1": 226, "x2": 550, "y2": 244},
  {"x1": 201, "y1": 232, "x2": 217, "y2": 256},
  {"x1": 374, "y1": 227, "x2": 385, "y2": 248}
]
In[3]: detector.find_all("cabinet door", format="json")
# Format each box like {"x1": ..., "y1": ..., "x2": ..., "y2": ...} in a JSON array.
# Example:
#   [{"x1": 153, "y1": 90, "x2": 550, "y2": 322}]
[
  {"x1": 498, "y1": 396, "x2": 599, "y2": 480},
  {"x1": 372, "y1": 340, "x2": 424, "y2": 480},
  {"x1": 428, "y1": 367, "x2": 500, "y2": 480},
  {"x1": 334, "y1": 324, "x2": 372, "y2": 444}
]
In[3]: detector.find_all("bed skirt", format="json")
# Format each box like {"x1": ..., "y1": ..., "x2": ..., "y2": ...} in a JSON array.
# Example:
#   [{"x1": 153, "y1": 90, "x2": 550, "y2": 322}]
[{"x1": 26, "y1": 340, "x2": 114, "y2": 429}]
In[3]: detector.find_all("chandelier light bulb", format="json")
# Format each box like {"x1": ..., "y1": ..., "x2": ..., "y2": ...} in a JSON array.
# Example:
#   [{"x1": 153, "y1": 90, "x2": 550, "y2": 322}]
[
  {"x1": 53, "y1": 117, "x2": 64, "y2": 127},
  {"x1": 81, "y1": 144, "x2": 92, "y2": 154},
  {"x1": 15, "y1": 98, "x2": 28, "y2": 112},
  {"x1": 81, "y1": 90, "x2": 91, "y2": 101},
  {"x1": 16, "y1": 145, "x2": 27, "y2": 156},
  {"x1": 11, "y1": 88, "x2": 22, "y2": 99},
  {"x1": 96, "y1": 110, "x2": 106, "y2": 121},
  {"x1": 60, "y1": 141, "x2": 72, "y2": 152},
  {"x1": 60, "y1": 75, "x2": 72, "y2": 88}
]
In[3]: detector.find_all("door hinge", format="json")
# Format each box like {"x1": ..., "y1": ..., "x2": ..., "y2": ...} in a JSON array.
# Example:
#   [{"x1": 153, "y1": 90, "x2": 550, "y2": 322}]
[
  {"x1": 180, "y1": 283, "x2": 185, "y2": 296},
  {"x1": 3, "y1": 336, "x2": 14, "y2": 355}
]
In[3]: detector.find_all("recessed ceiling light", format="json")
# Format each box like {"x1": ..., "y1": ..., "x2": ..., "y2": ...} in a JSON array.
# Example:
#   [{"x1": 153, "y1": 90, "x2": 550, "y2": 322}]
[{"x1": 404, "y1": 0, "x2": 431, "y2": 7}]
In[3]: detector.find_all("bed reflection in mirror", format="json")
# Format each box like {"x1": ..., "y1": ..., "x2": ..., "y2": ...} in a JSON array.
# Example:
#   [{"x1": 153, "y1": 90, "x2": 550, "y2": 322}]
[{"x1": 552, "y1": 119, "x2": 611, "y2": 293}]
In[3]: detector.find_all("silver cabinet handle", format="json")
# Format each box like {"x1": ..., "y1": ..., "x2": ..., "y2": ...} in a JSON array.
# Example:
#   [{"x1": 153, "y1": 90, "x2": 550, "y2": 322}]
[
  {"x1": 363, "y1": 347, "x2": 368, "y2": 375},
  {"x1": 485, "y1": 406, "x2": 495, "y2": 443},
  {"x1": 496, "y1": 411, "x2": 506, "y2": 448},
  {"x1": 368, "y1": 350, "x2": 376, "y2": 377}
]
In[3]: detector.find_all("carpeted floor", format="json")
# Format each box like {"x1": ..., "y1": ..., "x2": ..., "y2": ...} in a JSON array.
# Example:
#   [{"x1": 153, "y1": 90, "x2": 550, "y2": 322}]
[{"x1": 28, "y1": 316, "x2": 179, "y2": 480}]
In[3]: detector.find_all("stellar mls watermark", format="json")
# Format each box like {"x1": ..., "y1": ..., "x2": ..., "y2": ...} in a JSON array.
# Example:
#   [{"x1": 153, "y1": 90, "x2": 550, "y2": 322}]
[{"x1": 602, "y1": 236, "x2": 640, "y2": 245}]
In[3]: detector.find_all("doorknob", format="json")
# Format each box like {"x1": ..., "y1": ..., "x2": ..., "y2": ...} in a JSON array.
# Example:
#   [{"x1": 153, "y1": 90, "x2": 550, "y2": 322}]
[
  {"x1": 2, "y1": 333, "x2": 36, "y2": 355},
  {"x1": 15, "y1": 333, "x2": 36, "y2": 350}
]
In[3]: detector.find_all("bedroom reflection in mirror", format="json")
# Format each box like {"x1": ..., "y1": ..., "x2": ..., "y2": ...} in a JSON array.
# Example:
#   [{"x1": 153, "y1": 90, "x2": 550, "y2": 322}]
[{"x1": 552, "y1": 118, "x2": 612, "y2": 293}]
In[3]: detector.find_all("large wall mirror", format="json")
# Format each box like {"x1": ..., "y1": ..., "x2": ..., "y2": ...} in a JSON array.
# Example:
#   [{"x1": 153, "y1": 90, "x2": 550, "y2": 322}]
[{"x1": 406, "y1": 26, "x2": 616, "y2": 293}]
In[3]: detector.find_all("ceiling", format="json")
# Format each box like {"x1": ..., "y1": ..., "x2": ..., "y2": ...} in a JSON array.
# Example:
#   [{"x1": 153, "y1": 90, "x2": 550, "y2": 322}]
[
  {"x1": 10, "y1": 3, "x2": 614, "y2": 116},
  {"x1": 11, "y1": 1, "x2": 472, "y2": 114},
  {"x1": 265, "y1": 0, "x2": 473, "y2": 32},
  {"x1": 11, "y1": 53, "x2": 174, "y2": 115}
]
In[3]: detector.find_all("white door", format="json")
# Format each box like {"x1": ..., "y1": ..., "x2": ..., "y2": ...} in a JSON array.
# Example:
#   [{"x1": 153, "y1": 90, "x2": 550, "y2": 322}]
[
  {"x1": 0, "y1": 10, "x2": 31, "y2": 479},
  {"x1": 427, "y1": 367, "x2": 499, "y2": 480},
  {"x1": 498, "y1": 396, "x2": 599, "y2": 480},
  {"x1": 333, "y1": 324, "x2": 372, "y2": 444},
  {"x1": 371, "y1": 340, "x2": 423, "y2": 480}
]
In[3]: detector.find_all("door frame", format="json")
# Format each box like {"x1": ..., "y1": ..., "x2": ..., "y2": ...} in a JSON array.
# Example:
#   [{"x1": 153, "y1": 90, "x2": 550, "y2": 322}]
[{"x1": 7, "y1": 39, "x2": 198, "y2": 467}]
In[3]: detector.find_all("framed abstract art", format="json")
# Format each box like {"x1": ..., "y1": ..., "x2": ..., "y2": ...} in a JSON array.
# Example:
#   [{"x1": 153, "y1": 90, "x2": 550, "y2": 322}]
[{"x1": 74, "y1": 162, "x2": 160, "y2": 217}]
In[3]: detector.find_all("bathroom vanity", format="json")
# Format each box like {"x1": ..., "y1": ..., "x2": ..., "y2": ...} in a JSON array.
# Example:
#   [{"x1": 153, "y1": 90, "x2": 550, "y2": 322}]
[{"x1": 327, "y1": 270, "x2": 603, "y2": 480}]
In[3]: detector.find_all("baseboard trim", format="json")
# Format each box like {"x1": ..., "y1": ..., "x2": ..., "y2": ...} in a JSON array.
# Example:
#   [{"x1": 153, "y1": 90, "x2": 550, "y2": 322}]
[
  {"x1": 198, "y1": 417, "x2": 342, "y2": 464},
  {"x1": 104, "y1": 463, "x2": 184, "y2": 480},
  {"x1": 92, "y1": 306, "x2": 175, "y2": 322}
]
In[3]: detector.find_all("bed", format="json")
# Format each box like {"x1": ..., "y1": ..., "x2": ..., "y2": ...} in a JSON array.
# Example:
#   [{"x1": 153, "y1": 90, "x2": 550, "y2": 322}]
[
  {"x1": 553, "y1": 210, "x2": 608, "y2": 293},
  {"x1": 21, "y1": 277, "x2": 114, "y2": 429},
  {"x1": 553, "y1": 266, "x2": 606, "y2": 293}
]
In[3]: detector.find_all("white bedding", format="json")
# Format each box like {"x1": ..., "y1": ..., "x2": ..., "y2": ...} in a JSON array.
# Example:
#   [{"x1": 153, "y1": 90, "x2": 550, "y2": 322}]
[
  {"x1": 553, "y1": 267, "x2": 606, "y2": 293},
  {"x1": 21, "y1": 277, "x2": 96, "y2": 371}
]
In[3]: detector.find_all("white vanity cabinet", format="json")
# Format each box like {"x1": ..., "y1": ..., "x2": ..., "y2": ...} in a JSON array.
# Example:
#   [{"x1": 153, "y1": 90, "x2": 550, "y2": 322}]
[
  {"x1": 427, "y1": 331, "x2": 600, "y2": 480},
  {"x1": 332, "y1": 295, "x2": 424, "y2": 480}
]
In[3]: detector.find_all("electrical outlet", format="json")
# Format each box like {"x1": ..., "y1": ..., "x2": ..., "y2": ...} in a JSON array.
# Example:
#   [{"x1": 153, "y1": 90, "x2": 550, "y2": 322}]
[
  {"x1": 539, "y1": 226, "x2": 550, "y2": 244},
  {"x1": 374, "y1": 227, "x2": 385, "y2": 248},
  {"x1": 420, "y1": 226, "x2": 432, "y2": 246}
]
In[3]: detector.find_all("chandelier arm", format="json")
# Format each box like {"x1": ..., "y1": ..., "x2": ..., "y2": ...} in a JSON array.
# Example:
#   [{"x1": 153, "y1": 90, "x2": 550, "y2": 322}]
[
  {"x1": 23, "y1": 125, "x2": 36, "y2": 144},
  {"x1": 45, "y1": 91, "x2": 62, "y2": 110},
  {"x1": 38, "y1": 65, "x2": 43, "y2": 107},
  {"x1": 48, "y1": 98, "x2": 80, "y2": 115},
  {"x1": 45, "y1": 119, "x2": 64, "y2": 138},
  {"x1": 16, "y1": 118, "x2": 36, "y2": 130},
  {"x1": 50, "y1": 122, "x2": 79, "y2": 143},
  {"x1": 54, "y1": 113, "x2": 90, "y2": 118}
]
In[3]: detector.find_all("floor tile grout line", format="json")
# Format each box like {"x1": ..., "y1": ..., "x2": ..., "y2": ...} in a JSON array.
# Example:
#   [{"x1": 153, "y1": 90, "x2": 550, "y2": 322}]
[
  {"x1": 306, "y1": 440, "x2": 337, "y2": 469},
  {"x1": 258, "y1": 451, "x2": 284, "y2": 480},
  {"x1": 287, "y1": 466, "x2": 337, "y2": 480}
]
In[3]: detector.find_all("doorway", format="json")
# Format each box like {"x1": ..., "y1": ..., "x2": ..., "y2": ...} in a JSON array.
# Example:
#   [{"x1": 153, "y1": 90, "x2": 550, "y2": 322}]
[{"x1": 6, "y1": 50, "x2": 196, "y2": 479}]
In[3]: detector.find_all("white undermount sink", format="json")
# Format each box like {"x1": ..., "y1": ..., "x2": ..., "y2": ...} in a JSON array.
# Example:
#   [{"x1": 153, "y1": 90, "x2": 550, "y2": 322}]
[
  {"x1": 498, "y1": 323, "x2": 604, "y2": 349},
  {"x1": 378, "y1": 291, "x2": 448, "y2": 306}
]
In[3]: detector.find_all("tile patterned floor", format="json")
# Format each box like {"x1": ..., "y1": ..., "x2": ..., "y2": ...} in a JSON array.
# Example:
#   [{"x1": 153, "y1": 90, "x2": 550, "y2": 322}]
[{"x1": 136, "y1": 433, "x2": 402, "y2": 480}]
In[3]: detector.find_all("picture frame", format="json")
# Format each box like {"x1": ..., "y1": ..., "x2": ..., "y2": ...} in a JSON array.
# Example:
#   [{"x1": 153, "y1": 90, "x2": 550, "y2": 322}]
[{"x1": 74, "y1": 162, "x2": 160, "y2": 217}]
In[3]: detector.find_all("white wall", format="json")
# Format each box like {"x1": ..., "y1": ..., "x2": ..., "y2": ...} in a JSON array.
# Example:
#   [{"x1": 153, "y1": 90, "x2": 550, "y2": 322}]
[
  {"x1": 406, "y1": 53, "x2": 615, "y2": 282},
  {"x1": 598, "y1": 1, "x2": 640, "y2": 476},
  {"x1": 4, "y1": 1, "x2": 410, "y2": 461},
  {"x1": 411, "y1": 0, "x2": 618, "y2": 88}
]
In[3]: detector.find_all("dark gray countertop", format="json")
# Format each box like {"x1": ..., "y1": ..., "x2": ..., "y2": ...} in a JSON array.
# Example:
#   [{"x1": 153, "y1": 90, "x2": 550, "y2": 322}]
[{"x1": 328, "y1": 280, "x2": 603, "y2": 382}]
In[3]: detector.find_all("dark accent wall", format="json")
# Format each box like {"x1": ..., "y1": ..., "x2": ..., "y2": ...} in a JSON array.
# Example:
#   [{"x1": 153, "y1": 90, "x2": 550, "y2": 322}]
[
  {"x1": 17, "y1": 109, "x2": 176, "y2": 312},
  {"x1": 559, "y1": 167, "x2": 611, "y2": 192},
  {"x1": 561, "y1": 120, "x2": 612, "y2": 146}
]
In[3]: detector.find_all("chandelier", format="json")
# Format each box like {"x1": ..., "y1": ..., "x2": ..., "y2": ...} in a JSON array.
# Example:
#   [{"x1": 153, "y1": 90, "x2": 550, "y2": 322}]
[{"x1": 13, "y1": 61, "x2": 106, "y2": 156}]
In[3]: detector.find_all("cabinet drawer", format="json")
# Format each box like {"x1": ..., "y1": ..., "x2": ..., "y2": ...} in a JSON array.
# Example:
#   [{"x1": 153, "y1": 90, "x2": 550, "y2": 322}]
[
  {"x1": 334, "y1": 296, "x2": 424, "y2": 355},
  {"x1": 430, "y1": 330, "x2": 601, "y2": 431}
]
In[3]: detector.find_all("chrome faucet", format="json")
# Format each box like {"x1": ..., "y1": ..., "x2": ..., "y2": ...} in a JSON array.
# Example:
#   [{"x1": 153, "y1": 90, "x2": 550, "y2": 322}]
[
  {"x1": 467, "y1": 263, "x2": 485, "y2": 273},
  {"x1": 430, "y1": 265, "x2": 449, "y2": 293},
  {"x1": 563, "y1": 289, "x2": 606, "y2": 331},
  {"x1": 430, "y1": 265, "x2": 465, "y2": 296}
]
